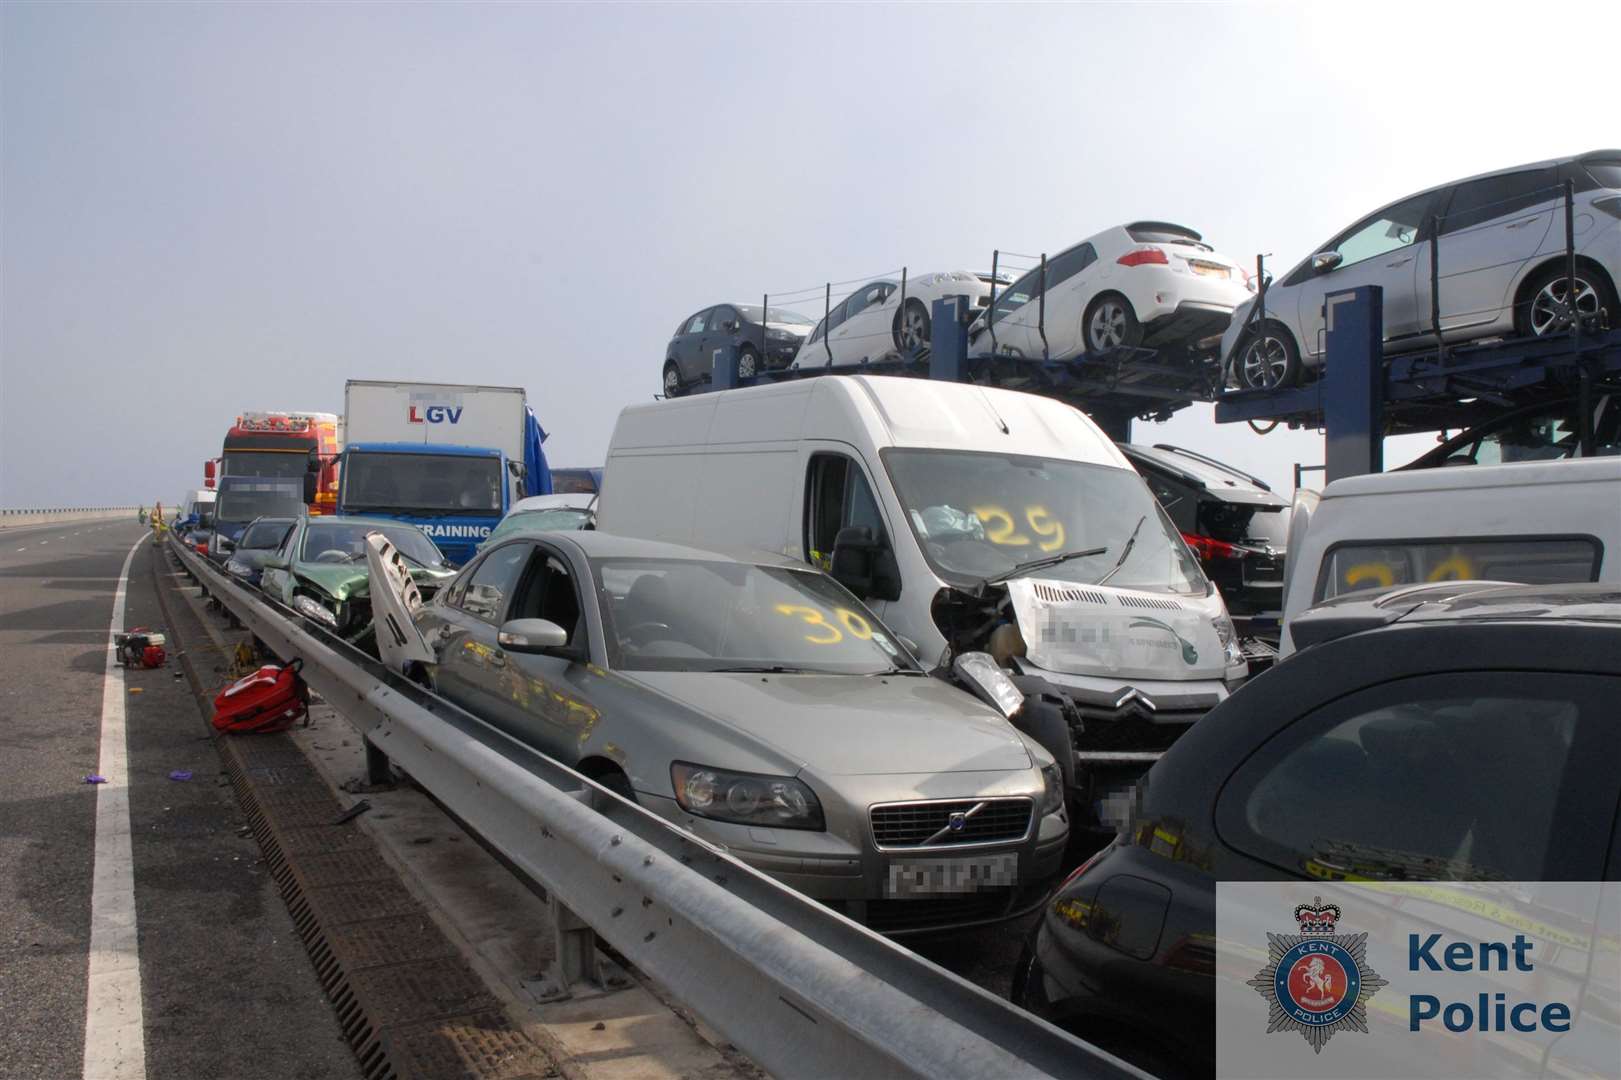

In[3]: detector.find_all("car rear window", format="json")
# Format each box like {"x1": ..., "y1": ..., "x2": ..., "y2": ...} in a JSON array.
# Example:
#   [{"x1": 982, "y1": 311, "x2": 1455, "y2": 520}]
[
  {"x1": 1582, "y1": 161, "x2": 1621, "y2": 190},
  {"x1": 1316, "y1": 536, "x2": 1601, "y2": 602},
  {"x1": 1125, "y1": 224, "x2": 1209, "y2": 250}
]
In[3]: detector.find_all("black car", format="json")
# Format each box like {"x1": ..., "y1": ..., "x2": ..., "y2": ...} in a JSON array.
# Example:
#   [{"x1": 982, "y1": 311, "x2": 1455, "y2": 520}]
[
  {"x1": 1121, "y1": 443, "x2": 1289, "y2": 625},
  {"x1": 1401, "y1": 392, "x2": 1620, "y2": 469},
  {"x1": 663, "y1": 303, "x2": 816, "y2": 397},
  {"x1": 222, "y1": 516, "x2": 299, "y2": 587},
  {"x1": 1014, "y1": 582, "x2": 1621, "y2": 1079}
]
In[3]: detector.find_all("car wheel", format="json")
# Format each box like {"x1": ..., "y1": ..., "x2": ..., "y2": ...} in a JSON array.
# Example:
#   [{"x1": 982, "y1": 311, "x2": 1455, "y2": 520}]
[
  {"x1": 1083, "y1": 293, "x2": 1143, "y2": 355},
  {"x1": 893, "y1": 299, "x2": 931, "y2": 354},
  {"x1": 1236, "y1": 324, "x2": 1301, "y2": 390},
  {"x1": 1518, "y1": 263, "x2": 1618, "y2": 338},
  {"x1": 662, "y1": 360, "x2": 684, "y2": 398},
  {"x1": 736, "y1": 344, "x2": 760, "y2": 379}
]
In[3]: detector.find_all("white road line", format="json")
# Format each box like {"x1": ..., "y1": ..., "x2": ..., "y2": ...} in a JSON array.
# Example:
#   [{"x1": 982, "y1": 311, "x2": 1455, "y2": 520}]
[
  {"x1": 83, "y1": 537, "x2": 148, "y2": 1080},
  {"x1": 15, "y1": 547, "x2": 25, "y2": 552}
]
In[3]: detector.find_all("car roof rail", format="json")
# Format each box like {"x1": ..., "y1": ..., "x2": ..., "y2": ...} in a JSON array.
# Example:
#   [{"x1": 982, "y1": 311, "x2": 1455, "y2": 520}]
[{"x1": 1150, "y1": 443, "x2": 1272, "y2": 491}]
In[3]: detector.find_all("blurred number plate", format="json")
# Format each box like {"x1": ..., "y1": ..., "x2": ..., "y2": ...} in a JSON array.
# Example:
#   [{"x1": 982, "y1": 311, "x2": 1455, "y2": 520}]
[
  {"x1": 1191, "y1": 262, "x2": 1229, "y2": 278},
  {"x1": 886, "y1": 853, "x2": 1018, "y2": 897}
]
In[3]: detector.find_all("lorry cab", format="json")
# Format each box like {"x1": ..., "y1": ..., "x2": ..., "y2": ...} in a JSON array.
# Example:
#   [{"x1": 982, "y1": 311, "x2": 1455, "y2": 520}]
[
  {"x1": 1279, "y1": 456, "x2": 1621, "y2": 655},
  {"x1": 597, "y1": 375, "x2": 1249, "y2": 827},
  {"x1": 337, "y1": 442, "x2": 513, "y2": 566}
]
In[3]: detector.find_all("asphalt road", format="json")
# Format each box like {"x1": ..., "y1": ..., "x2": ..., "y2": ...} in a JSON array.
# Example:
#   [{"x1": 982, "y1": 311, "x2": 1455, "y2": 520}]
[{"x1": 0, "y1": 522, "x2": 358, "y2": 1080}]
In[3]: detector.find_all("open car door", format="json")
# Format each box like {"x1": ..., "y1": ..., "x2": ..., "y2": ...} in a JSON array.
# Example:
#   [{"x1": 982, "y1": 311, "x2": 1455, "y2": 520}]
[{"x1": 366, "y1": 532, "x2": 437, "y2": 675}]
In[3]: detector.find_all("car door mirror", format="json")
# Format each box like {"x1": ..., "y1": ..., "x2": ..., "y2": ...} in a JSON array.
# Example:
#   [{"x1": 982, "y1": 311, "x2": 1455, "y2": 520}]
[
  {"x1": 263, "y1": 556, "x2": 288, "y2": 571},
  {"x1": 302, "y1": 473, "x2": 317, "y2": 504},
  {"x1": 497, "y1": 618, "x2": 568, "y2": 654},
  {"x1": 830, "y1": 526, "x2": 876, "y2": 597},
  {"x1": 723, "y1": 320, "x2": 739, "y2": 332},
  {"x1": 1311, "y1": 250, "x2": 1343, "y2": 274}
]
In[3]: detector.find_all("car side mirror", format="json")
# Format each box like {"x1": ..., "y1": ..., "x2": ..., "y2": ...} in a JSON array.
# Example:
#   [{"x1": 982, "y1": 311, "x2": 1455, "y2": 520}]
[
  {"x1": 830, "y1": 526, "x2": 901, "y2": 602},
  {"x1": 302, "y1": 473, "x2": 317, "y2": 504},
  {"x1": 497, "y1": 618, "x2": 568, "y2": 654},
  {"x1": 1311, "y1": 250, "x2": 1343, "y2": 274},
  {"x1": 263, "y1": 556, "x2": 288, "y2": 570},
  {"x1": 306, "y1": 447, "x2": 320, "y2": 473}
]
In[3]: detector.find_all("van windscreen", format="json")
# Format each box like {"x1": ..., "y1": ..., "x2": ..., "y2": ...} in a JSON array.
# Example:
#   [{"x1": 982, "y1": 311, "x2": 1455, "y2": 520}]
[{"x1": 882, "y1": 449, "x2": 1206, "y2": 594}]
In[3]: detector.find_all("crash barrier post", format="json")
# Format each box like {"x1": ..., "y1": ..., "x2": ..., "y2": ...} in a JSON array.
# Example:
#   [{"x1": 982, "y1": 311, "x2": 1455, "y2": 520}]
[
  {"x1": 1322, "y1": 285, "x2": 1384, "y2": 482},
  {"x1": 928, "y1": 294, "x2": 973, "y2": 382},
  {"x1": 166, "y1": 538, "x2": 1139, "y2": 1080}
]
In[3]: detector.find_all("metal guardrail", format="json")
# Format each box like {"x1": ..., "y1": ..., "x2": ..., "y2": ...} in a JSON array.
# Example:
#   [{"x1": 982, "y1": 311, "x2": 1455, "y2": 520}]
[{"x1": 167, "y1": 537, "x2": 1142, "y2": 1080}]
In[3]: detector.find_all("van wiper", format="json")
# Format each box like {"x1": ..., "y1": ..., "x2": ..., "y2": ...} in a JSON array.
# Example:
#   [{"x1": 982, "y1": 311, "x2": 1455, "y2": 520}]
[
  {"x1": 1093, "y1": 515, "x2": 1147, "y2": 587},
  {"x1": 986, "y1": 546, "x2": 1108, "y2": 585},
  {"x1": 708, "y1": 664, "x2": 824, "y2": 674}
]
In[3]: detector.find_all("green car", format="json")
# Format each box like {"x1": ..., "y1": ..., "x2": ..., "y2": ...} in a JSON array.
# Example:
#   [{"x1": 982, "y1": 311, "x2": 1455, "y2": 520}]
[{"x1": 259, "y1": 516, "x2": 457, "y2": 648}]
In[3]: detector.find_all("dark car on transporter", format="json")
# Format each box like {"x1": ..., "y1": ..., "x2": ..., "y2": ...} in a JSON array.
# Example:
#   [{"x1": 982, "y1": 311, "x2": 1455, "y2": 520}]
[
  {"x1": 663, "y1": 303, "x2": 816, "y2": 397},
  {"x1": 1013, "y1": 582, "x2": 1621, "y2": 1079}
]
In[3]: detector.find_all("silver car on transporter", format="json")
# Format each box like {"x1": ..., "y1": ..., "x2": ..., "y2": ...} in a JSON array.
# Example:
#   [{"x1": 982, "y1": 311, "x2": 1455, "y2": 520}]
[
  {"x1": 1223, "y1": 149, "x2": 1621, "y2": 390},
  {"x1": 390, "y1": 531, "x2": 1070, "y2": 934}
]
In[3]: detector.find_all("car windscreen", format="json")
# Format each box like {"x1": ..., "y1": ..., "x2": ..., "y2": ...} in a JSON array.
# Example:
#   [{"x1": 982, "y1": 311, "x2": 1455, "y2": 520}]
[
  {"x1": 1315, "y1": 537, "x2": 1601, "y2": 602},
  {"x1": 222, "y1": 451, "x2": 309, "y2": 479},
  {"x1": 342, "y1": 452, "x2": 503, "y2": 515},
  {"x1": 883, "y1": 448, "x2": 1207, "y2": 594},
  {"x1": 738, "y1": 306, "x2": 815, "y2": 326},
  {"x1": 300, "y1": 523, "x2": 447, "y2": 567},
  {"x1": 593, "y1": 558, "x2": 913, "y2": 674},
  {"x1": 216, "y1": 490, "x2": 304, "y2": 523},
  {"x1": 240, "y1": 520, "x2": 296, "y2": 549},
  {"x1": 488, "y1": 508, "x2": 593, "y2": 541}
]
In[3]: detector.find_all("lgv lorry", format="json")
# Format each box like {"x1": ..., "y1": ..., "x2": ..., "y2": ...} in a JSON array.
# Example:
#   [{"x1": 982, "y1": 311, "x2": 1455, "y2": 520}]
[{"x1": 335, "y1": 380, "x2": 551, "y2": 565}]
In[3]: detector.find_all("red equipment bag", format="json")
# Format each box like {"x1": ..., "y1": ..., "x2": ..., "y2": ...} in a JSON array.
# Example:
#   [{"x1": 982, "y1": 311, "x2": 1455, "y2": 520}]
[{"x1": 212, "y1": 658, "x2": 309, "y2": 734}]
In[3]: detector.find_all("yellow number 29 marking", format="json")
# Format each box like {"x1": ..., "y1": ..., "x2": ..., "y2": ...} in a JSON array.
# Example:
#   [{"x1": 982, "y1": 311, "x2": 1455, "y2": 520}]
[
  {"x1": 973, "y1": 504, "x2": 1066, "y2": 552},
  {"x1": 1025, "y1": 505, "x2": 1065, "y2": 552},
  {"x1": 774, "y1": 604, "x2": 843, "y2": 644},
  {"x1": 1345, "y1": 563, "x2": 1395, "y2": 590}
]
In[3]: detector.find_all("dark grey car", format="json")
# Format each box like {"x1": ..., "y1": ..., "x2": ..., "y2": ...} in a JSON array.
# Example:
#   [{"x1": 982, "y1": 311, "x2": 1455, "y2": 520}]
[
  {"x1": 663, "y1": 303, "x2": 816, "y2": 397},
  {"x1": 399, "y1": 532, "x2": 1070, "y2": 934}
]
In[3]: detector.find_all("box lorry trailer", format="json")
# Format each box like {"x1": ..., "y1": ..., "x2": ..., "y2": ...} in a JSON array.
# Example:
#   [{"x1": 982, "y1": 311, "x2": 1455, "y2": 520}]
[{"x1": 335, "y1": 380, "x2": 551, "y2": 565}]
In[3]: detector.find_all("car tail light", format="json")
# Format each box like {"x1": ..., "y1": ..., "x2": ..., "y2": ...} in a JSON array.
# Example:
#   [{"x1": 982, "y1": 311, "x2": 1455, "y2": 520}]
[
  {"x1": 195, "y1": 541, "x2": 208, "y2": 555},
  {"x1": 1181, "y1": 531, "x2": 1241, "y2": 560},
  {"x1": 1117, "y1": 246, "x2": 1169, "y2": 267},
  {"x1": 1058, "y1": 845, "x2": 1110, "y2": 891}
]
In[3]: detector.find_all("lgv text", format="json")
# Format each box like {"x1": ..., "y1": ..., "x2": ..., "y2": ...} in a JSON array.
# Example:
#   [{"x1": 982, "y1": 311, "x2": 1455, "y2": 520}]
[{"x1": 407, "y1": 405, "x2": 463, "y2": 424}]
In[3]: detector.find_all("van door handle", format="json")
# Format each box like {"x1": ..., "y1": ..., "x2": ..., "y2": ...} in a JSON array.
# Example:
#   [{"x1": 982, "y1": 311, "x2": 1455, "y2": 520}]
[
  {"x1": 1505, "y1": 215, "x2": 1542, "y2": 230},
  {"x1": 1385, "y1": 257, "x2": 1412, "y2": 268}
]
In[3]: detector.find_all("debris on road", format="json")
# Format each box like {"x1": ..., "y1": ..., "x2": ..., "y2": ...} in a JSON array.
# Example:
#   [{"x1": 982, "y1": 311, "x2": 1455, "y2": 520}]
[
  {"x1": 83, "y1": 774, "x2": 107, "y2": 785},
  {"x1": 169, "y1": 770, "x2": 193, "y2": 782}
]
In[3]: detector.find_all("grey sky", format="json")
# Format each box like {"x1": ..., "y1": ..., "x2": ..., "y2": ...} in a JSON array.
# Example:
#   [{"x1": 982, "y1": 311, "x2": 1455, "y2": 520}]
[{"x1": 2, "y1": 1, "x2": 1616, "y2": 506}]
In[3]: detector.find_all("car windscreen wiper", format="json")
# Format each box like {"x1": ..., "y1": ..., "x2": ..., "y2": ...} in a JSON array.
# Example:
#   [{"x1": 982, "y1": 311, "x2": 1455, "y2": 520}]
[
  {"x1": 1093, "y1": 515, "x2": 1147, "y2": 587},
  {"x1": 985, "y1": 546, "x2": 1109, "y2": 586},
  {"x1": 707, "y1": 665, "x2": 826, "y2": 674}
]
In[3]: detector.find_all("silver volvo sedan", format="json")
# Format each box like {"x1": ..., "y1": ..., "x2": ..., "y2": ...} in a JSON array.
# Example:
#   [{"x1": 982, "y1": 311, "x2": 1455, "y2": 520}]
[{"x1": 393, "y1": 531, "x2": 1069, "y2": 934}]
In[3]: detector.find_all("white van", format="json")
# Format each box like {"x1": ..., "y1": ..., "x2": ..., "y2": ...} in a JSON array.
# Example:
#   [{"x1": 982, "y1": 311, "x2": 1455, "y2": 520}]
[
  {"x1": 598, "y1": 376, "x2": 1249, "y2": 819},
  {"x1": 1280, "y1": 456, "x2": 1621, "y2": 655}
]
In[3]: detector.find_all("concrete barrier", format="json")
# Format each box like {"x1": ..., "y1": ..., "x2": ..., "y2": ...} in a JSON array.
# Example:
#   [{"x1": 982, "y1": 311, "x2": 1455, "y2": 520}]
[{"x1": 0, "y1": 507, "x2": 142, "y2": 529}]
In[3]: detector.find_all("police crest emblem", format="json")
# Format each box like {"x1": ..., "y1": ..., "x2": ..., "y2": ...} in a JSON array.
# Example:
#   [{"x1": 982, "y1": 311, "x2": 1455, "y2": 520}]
[{"x1": 1247, "y1": 897, "x2": 1388, "y2": 1053}]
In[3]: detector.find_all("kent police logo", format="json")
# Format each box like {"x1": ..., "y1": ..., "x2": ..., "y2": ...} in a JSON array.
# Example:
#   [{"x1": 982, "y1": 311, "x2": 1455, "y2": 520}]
[{"x1": 1247, "y1": 897, "x2": 1388, "y2": 1053}]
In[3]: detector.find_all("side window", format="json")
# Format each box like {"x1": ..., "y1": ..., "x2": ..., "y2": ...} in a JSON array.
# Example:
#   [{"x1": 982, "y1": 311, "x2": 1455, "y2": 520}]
[
  {"x1": 457, "y1": 543, "x2": 530, "y2": 622},
  {"x1": 843, "y1": 281, "x2": 892, "y2": 322},
  {"x1": 711, "y1": 305, "x2": 736, "y2": 331},
  {"x1": 1316, "y1": 536, "x2": 1600, "y2": 600},
  {"x1": 989, "y1": 267, "x2": 1043, "y2": 324},
  {"x1": 1139, "y1": 468, "x2": 1196, "y2": 533},
  {"x1": 1216, "y1": 673, "x2": 1621, "y2": 880},
  {"x1": 1330, "y1": 192, "x2": 1436, "y2": 268},
  {"x1": 685, "y1": 310, "x2": 709, "y2": 335},
  {"x1": 1440, "y1": 168, "x2": 1559, "y2": 235},
  {"x1": 1045, "y1": 243, "x2": 1097, "y2": 292},
  {"x1": 511, "y1": 548, "x2": 585, "y2": 648},
  {"x1": 805, "y1": 453, "x2": 889, "y2": 569},
  {"x1": 806, "y1": 317, "x2": 827, "y2": 345}
]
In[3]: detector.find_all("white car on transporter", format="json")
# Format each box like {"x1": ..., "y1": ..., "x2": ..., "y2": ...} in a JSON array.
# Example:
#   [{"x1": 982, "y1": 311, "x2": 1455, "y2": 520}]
[
  {"x1": 968, "y1": 222, "x2": 1254, "y2": 361},
  {"x1": 1221, "y1": 149, "x2": 1621, "y2": 391},
  {"x1": 789, "y1": 271, "x2": 1001, "y2": 369}
]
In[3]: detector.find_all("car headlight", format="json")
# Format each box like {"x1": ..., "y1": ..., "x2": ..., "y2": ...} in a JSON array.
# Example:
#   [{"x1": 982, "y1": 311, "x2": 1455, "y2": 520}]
[
  {"x1": 1212, "y1": 614, "x2": 1245, "y2": 668},
  {"x1": 293, "y1": 593, "x2": 339, "y2": 628},
  {"x1": 766, "y1": 328, "x2": 796, "y2": 341},
  {"x1": 227, "y1": 561, "x2": 253, "y2": 578},
  {"x1": 1039, "y1": 762, "x2": 1064, "y2": 816},
  {"x1": 952, "y1": 651, "x2": 1024, "y2": 719},
  {"x1": 670, "y1": 762, "x2": 825, "y2": 831}
]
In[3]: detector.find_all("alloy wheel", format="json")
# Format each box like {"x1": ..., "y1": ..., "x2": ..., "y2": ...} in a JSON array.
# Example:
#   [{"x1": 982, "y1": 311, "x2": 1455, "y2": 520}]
[
  {"x1": 899, "y1": 304, "x2": 930, "y2": 351},
  {"x1": 1530, "y1": 276, "x2": 1600, "y2": 336},
  {"x1": 738, "y1": 352, "x2": 757, "y2": 378},
  {"x1": 1089, "y1": 301, "x2": 1129, "y2": 351},
  {"x1": 1241, "y1": 335, "x2": 1290, "y2": 389},
  {"x1": 663, "y1": 365, "x2": 680, "y2": 396}
]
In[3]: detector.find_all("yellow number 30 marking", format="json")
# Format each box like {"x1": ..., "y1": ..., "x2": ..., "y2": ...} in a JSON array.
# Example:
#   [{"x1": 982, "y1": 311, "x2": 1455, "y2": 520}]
[{"x1": 774, "y1": 604, "x2": 843, "y2": 644}]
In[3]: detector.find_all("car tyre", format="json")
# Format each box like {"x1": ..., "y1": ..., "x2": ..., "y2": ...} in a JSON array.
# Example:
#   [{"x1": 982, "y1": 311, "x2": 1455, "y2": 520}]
[
  {"x1": 736, "y1": 344, "x2": 760, "y2": 379},
  {"x1": 1517, "y1": 262, "x2": 1619, "y2": 339},
  {"x1": 1235, "y1": 323, "x2": 1301, "y2": 390},
  {"x1": 893, "y1": 298, "x2": 931, "y2": 354},
  {"x1": 662, "y1": 360, "x2": 684, "y2": 398},
  {"x1": 1083, "y1": 293, "x2": 1144, "y2": 355}
]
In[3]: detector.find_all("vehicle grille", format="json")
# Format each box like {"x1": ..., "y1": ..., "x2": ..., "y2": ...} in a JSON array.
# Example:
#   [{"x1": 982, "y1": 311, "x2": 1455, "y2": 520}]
[
  {"x1": 1067, "y1": 705, "x2": 1204, "y2": 754},
  {"x1": 870, "y1": 798, "x2": 1032, "y2": 849}
]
